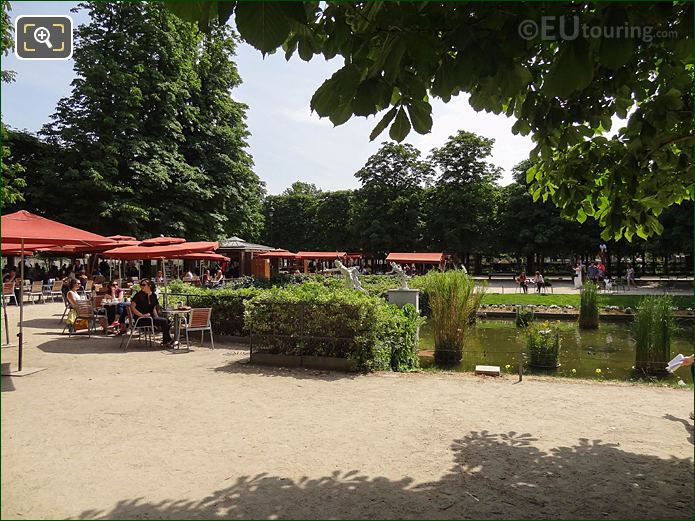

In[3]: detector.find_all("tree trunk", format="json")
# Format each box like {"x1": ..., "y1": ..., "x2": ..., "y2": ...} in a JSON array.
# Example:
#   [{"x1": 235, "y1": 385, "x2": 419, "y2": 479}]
[
  {"x1": 664, "y1": 253, "x2": 669, "y2": 275},
  {"x1": 526, "y1": 254, "x2": 534, "y2": 274},
  {"x1": 474, "y1": 253, "x2": 482, "y2": 275}
]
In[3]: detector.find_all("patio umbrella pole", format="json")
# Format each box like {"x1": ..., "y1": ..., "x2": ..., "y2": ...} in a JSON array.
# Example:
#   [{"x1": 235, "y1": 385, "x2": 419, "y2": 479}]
[
  {"x1": 18, "y1": 238, "x2": 24, "y2": 372},
  {"x1": 2, "y1": 294, "x2": 9, "y2": 346}
]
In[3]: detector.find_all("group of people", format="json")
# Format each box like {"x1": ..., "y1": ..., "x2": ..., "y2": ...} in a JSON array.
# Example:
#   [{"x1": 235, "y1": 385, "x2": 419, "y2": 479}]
[
  {"x1": 516, "y1": 271, "x2": 546, "y2": 293},
  {"x1": 65, "y1": 277, "x2": 174, "y2": 347}
]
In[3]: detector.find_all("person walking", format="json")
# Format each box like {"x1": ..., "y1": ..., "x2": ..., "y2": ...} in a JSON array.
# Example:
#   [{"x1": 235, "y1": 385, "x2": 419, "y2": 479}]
[
  {"x1": 573, "y1": 263, "x2": 583, "y2": 289},
  {"x1": 626, "y1": 266, "x2": 636, "y2": 290}
]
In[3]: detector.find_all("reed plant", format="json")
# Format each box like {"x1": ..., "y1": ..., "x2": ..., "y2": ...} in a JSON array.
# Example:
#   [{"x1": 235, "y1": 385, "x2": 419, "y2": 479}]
[
  {"x1": 526, "y1": 321, "x2": 561, "y2": 368},
  {"x1": 515, "y1": 305, "x2": 534, "y2": 328},
  {"x1": 634, "y1": 296, "x2": 677, "y2": 373},
  {"x1": 419, "y1": 270, "x2": 485, "y2": 365},
  {"x1": 578, "y1": 282, "x2": 599, "y2": 329}
]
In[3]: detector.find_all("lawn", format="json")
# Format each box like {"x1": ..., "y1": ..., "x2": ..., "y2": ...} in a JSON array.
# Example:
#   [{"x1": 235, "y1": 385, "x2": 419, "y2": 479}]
[{"x1": 481, "y1": 293, "x2": 693, "y2": 309}]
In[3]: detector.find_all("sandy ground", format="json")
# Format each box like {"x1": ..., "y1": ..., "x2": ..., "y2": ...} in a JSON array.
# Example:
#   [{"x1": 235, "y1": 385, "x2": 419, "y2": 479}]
[{"x1": 1, "y1": 302, "x2": 693, "y2": 520}]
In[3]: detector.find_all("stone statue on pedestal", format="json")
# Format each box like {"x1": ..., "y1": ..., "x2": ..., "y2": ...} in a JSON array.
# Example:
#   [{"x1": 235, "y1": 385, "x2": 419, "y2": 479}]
[
  {"x1": 327, "y1": 260, "x2": 365, "y2": 292},
  {"x1": 387, "y1": 261, "x2": 410, "y2": 290}
]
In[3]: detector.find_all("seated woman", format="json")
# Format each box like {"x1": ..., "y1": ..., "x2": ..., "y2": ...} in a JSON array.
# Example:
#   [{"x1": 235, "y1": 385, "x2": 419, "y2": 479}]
[
  {"x1": 516, "y1": 272, "x2": 528, "y2": 294},
  {"x1": 104, "y1": 280, "x2": 129, "y2": 327},
  {"x1": 117, "y1": 279, "x2": 173, "y2": 347},
  {"x1": 154, "y1": 270, "x2": 165, "y2": 284},
  {"x1": 201, "y1": 269, "x2": 211, "y2": 288},
  {"x1": 65, "y1": 279, "x2": 84, "y2": 331},
  {"x1": 212, "y1": 269, "x2": 224, "y2": 288}
]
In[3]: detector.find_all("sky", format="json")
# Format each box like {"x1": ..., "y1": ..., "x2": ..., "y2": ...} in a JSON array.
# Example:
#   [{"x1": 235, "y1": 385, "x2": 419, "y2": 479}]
[{"x1": 1, "y1": 1, "x2": 534, "y2": 194}]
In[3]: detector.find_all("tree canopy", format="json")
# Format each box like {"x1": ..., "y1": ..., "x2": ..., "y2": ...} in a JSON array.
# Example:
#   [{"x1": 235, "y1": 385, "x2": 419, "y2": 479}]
[
  {"x1": 167, "y1": 2, "x2": 693, "y2": 241},
  {"x1": 5, "y1": 2, "x2": 264, "y2": 240}
]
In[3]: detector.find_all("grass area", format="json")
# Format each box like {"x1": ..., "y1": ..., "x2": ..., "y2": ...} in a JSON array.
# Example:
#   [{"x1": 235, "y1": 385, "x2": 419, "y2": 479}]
[{"x1": 481, "y1": 293, "x2": 693, "y2": 309}]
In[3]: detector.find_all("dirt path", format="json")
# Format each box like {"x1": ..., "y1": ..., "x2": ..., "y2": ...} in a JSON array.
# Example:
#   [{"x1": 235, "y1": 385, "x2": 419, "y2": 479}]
[{"x1": 1, "y1": 302, "x2": 693, "y2": 519}]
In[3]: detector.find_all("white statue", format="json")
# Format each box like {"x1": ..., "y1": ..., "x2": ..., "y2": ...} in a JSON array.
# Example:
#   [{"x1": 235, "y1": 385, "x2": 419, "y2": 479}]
[
  {"x1": 387, "y1": 261, "x2": 410, "y2": 290},
  {"x1": 327, "y1": 260, "x2": 365, "y2": 292}
]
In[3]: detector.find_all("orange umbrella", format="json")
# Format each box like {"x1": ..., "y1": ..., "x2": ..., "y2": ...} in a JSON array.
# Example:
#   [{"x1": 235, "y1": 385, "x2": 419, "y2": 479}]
[
  {"x1": 139, "y1": 236, "x2": 186, "y2": 246},
  {"x1": 173, "y1": 252, "x2": 230, "y2": 262},
  {"x1": 102, "y1": 241, "x2": 219, "y2": 260},
  {"x1": 1, "y1": 211, "x2": 111, "y2": 373}
]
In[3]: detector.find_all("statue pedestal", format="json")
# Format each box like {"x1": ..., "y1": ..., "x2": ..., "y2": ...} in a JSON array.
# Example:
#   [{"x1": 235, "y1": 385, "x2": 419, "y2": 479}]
[{"x1": 387, "y1": 289, "x2": 420, "y2": 313}]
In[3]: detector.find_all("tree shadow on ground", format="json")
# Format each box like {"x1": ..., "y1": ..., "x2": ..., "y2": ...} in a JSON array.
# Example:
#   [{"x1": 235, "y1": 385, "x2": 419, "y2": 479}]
[
  {"x1": 77, "y1": 430, "x2": 693, "y2": 520},
  {"x1": 213, "y1": 358, "x2": 362, "y2": 382},
  {"x1": 1, "y1": 363, "x2": 15, "y2": 392},
  {"x1": 664, "y1": 413, "x2": 694, "y2": 445}
]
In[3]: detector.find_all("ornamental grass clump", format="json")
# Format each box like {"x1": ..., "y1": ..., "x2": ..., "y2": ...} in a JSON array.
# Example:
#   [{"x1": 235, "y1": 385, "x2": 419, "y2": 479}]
[
  {"x1": 526, "y1": 321, "x2": 561, "y2": 368},
  {"x1": 515, "y1": 305, "x2": 534, "y2": 328},
  {"x1": 578, "y1": 282, "x2": 599, "y2": 329},
  {"x1": 419, "y1": 269, "x2": 484, "y2": 366},
  {"x1": 634, "y1": 296, "x2": 677, "y2": 373}
]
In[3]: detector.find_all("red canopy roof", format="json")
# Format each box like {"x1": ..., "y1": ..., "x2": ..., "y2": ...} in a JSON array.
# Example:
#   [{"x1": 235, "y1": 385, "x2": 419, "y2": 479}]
[
  {"x1": 256, "y1": 249, "x2": 299, "y2": 259},
  {"x1": 1, "y1": 210, "x2": 112, "y2": 246},
  {"x1": 108, "y1": 235, "x2": 138, "y2": 241},
  {"x1": 173, "y1": 252, "x2": 230, "y2": 262},
  {"x1": 139, "y1": 236, "x2": 186, "y2": 246},
  {"x1": 386, "y1": 252, "x2": 446, "y2": 264},
  {"x1": 297, "y1": 251, "x2": 347, "y2": 260},
  {"x1": 103, "y1": 241, "x2": 219, "y2": 260}
]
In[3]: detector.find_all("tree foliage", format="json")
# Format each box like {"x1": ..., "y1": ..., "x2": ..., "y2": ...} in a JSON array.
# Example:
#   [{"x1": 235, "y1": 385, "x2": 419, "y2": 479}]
[
  {"x1": 10, "y1": 2, "x2": 263, "y2": 239},
  {"x1": 1, "y1": 1, "x2": 24, "y2": 207},
  {"x1": 166, "y1": 2, "x2": 694, "y2": 240}
]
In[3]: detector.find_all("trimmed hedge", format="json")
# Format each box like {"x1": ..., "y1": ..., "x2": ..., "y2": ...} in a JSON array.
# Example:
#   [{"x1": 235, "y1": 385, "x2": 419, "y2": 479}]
[{"x1": 244, "y1": 282, "x2": 423, "y2": 372}]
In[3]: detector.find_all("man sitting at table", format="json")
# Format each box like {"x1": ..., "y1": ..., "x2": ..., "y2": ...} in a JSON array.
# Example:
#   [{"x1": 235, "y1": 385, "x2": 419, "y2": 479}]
[{"x1": 117, "y1": 279, "x2": 173, "y2": 346}]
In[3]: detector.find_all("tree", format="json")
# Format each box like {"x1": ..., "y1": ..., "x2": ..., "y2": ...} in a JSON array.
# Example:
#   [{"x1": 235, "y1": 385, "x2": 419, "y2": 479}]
[
  {"x1": 180, "y1": 21, "x2": 265, "y2": 240},
  {"x1": 39, "y1": 2, "x2": 262, "y2": 239},
  {"x1": 424, "y1": 131, "x2": 502, "y2": 269},
  {"x1": 262, "y1": 190, "x2": 319, "y2": 251},
  {"x1": 1, "y1": 1, "x2": 25, "y2": 207},
  {"x1": 353, "y1": 142, "x2": 432, "y2": 254},
  {"x1": 167, "y1": 2, "x2": 693, "y2": 240},
  {"x1": 497, "y1": 160, "x2": 601, "y2": 272},
  {"x1": 282, "y1": 181, "x2": 321, "y2": 197}
]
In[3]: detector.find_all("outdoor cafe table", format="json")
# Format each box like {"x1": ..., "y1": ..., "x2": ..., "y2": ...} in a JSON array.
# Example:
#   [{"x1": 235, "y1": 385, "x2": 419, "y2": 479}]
[{"x1": 162, "y1": 307, "x2": 191, "y2": 351}]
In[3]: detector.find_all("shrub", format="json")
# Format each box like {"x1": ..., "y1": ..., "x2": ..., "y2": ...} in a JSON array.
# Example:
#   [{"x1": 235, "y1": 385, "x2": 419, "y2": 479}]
[
  {"x1": 526, "y1": 321, "x2": 561, "y2": 368},
  {"x1": 166, "y1": 280, "x2": 260, "y2": 336},
  {"x1": 515, "y1": 305, "x2": 534, "y2": 328},
  {"x1": 244, "y1": 282, "x2": 423, "y2": 372},
  {"x1": 418, "y1": 270, "x2": 484, "y2": 365},
  {"x1": 579, "y1": 282, "x2": 599, "y2": 329},
  {"x1": 634, "y1": 296, "x2": 677, "y2": 373}
]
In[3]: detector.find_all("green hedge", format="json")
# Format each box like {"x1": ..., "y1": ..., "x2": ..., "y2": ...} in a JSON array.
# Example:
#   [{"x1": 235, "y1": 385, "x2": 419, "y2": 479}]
[
  {"x1": 244, "y1": 282, "x2": 423, "y2": 372},
  {"x1": 166, "y1": 280, "x2": 260, "y2": 336}
]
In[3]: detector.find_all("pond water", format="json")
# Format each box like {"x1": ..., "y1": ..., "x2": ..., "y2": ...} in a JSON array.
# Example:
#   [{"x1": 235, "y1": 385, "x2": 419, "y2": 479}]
[{"x1": 418, "y1": 320, "x2": 694, "y2": 384}]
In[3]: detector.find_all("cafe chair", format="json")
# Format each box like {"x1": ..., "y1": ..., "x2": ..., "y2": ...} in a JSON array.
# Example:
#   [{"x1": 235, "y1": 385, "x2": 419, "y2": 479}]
[
  {"x1": 27, "y1": 281, "x2": 45, "y2": 304},
  {"x1": 68, "y1": 301, "x2": 97, "y2": 338},
  {"x1": 121, "y1": 305, "x2": 156, "y2": 352},
  {"x1": 48, "y1": 280, "x2": 63, "y2": 302},
  {"x1": 180, "y1": 308, "x2": 214, "y2": 350},
  {"x1": 2, "y1": 282, "x2": 17, "y2": 306}
]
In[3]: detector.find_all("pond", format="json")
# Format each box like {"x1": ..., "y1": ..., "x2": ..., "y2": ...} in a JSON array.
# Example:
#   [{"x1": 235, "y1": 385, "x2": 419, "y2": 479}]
[{"x1": 418, "y1": 319, "x2": 694, "y2": 384}]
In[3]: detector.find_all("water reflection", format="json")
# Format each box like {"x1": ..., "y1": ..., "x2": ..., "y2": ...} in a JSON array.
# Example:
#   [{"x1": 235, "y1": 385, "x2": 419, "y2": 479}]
[{"x1": 418, "y1": 320, "x2": 694, "y2": 384}]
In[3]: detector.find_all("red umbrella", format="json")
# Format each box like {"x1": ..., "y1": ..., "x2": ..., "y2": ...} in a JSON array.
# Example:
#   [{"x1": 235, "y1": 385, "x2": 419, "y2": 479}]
[
  {"x1": 102, "y1": 241, "x2": 219, "y2": 260},
  {"x1": 1, "y1": 211, "x2": 111, "y2": 373},
  {"x1": 139, "y1": 236, "x2": 186, "y2": 246},
  {"x1": 107, "y1": 235, "x2": 138, "y2": 242},
  {"x1": 256, "y1": 249, "x2": 299, "y2": 259},
  {"x1": 173, "y1": 252, "x2": 230, "y2": 262},
  {"x1": 1, "y1": 210, "x2": 112, "y2": 245}
]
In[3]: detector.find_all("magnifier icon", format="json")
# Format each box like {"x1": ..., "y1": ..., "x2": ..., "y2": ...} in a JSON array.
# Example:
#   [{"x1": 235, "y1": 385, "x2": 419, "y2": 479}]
[{"x1": 33, "y1": 26, "x2": 52, "y2": 49}]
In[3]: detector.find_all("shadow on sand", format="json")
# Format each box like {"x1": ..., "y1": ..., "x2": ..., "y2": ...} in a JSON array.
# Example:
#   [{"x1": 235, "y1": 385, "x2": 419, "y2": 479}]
[{"x1": 76, "y1": 430, "x2": 693, "y2": 519}]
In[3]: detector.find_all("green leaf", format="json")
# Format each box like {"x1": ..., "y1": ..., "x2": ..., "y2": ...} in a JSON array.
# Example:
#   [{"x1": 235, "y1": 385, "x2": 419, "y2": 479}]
[
  {"x1": 369, "y1": 107, "x2": 398, "y2": 141},
  {"x1": 577, "y1": 208, "x2": 587, "y2": 223},
  {"x1": 543, "y1": 40, "x2": 594, "y2": 97},
  {"x1": 406, "y1": 100, "x2": 432, "y2": 135},
  {"x1": 235, "y1": 2, "x2": 292, "y2": 53},
  {"x1": 389, "y1": 107, "x2": 411, "y2": 142},
  {"x1": 598, "y1": 37, "x2": 634, "y2": 69}
]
